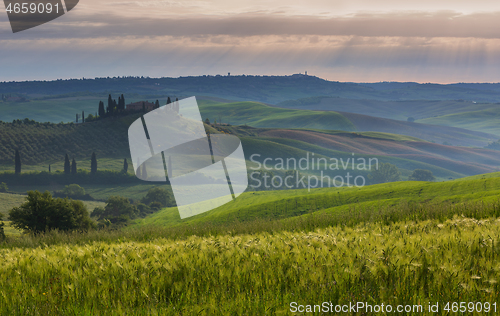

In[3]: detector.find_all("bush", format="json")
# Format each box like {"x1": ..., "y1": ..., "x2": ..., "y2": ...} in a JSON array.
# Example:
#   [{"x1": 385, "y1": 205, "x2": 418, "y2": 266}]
[
  {"x1": 409, "y1": 169, "x2": 436, "y2": 181},
  {"x1": 140, "y1": 187, "x2": 174, "y2": 208},
  {"x1": 135, "y1": 203, "x2": 152, "y2": 217},
  {"x1": 8, "y1": 191, "x2": 93, "y2": 234},
  {"x1": 53, "y1": 184, "x2": 94, "y2": 200},
  {"x1": 0, "y1": 182, "x2": 7, "y2": 192},
  {"x1": 368, "y1": 162, "x2": 401, "y2": 184},
  {"x1": 91, "y1": 196, "x2": 139, "y2": 226}
]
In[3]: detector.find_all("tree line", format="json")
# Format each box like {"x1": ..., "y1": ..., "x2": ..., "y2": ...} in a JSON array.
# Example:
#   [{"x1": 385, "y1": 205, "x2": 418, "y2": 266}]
[
  {"x1": 14, "y1": 150, "x2": 129, "y2": 176},
  {"x1": 82, "y1": 95, "x2": 179, "y2": 123}
]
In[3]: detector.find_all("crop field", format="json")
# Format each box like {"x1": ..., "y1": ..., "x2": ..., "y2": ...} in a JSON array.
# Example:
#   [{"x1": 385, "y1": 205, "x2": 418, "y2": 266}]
[{"x1": 0, "y1": 215, "x2": 499, "y2": 315}]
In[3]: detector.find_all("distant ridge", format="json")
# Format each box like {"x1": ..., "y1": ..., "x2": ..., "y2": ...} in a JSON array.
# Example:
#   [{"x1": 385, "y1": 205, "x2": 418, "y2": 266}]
[{"x1": 4, "y1": 75, "x2": 500, "y2": 104}]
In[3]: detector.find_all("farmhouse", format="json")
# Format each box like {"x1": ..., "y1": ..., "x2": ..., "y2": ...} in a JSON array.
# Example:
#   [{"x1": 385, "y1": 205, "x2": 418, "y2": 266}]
[{"x1": 126, "y1": 101, "x2": 155, "y2": 112}]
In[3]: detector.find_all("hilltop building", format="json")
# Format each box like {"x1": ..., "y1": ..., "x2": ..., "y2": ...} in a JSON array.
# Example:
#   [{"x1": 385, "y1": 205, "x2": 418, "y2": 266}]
[{"x1": 126, "y1": 101, "x2": 155, "y2": 112}]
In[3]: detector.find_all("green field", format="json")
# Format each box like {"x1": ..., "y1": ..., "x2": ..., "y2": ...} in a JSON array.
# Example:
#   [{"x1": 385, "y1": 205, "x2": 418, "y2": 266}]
[
  {"x1": 1, "y1": 216, "x2": 499, "y2": 315},
  {"x1": 199, "y1": 101, "x2": 356, "y2": 131},
  {"x1": 135, "y1": 173, "x2": 500, "y2": 228},
  {"x1": 418, "y1": 108, "x2": 500, "y2": 137},
  {"x1": 1, "y1": 173, "x2": 500, "y2": 314}
]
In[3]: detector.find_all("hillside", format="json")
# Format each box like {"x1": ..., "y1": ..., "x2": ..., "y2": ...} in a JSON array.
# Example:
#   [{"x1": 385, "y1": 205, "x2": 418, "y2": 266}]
[
  {"x1": 252, "y1": 130, "x2": 499, "y2": 176},
  {"x1": 199, "y1": 101, "x2": 355, "y2": 131},
  {"x1": 418, "y1": 108, "x2": 500, "y2": 137},
  {"x1": 136, "y1": 172, "x2": 500, "y2": 227},
  {"x1": 276, "y1": 97, "x2": 495, "y2": 122},
  {"x1": 200, "y1": 101, "x2": 497, "y2": 147},
  {"x1": 339, "y1": 111, "x2": 496, "y2": 147}
]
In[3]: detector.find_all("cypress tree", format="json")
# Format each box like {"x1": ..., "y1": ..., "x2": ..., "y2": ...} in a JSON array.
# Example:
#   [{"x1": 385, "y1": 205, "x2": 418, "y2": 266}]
[
  {"x1": 98, "y1": 101, "x2": 105, "y2": 117},
  {"x1": 123, "y1": 158, "x2": 128, "y2": 173},
  {"x1": 90, "y1": 152, "x2": 97, "y2": 175},
  {"x1": 142, "y1": 163, "x2": 148, "y2": 179},
  {"x1": 155, "y1": 100, "x2": 160, "y2": 109},
  {"x1": 142, "y1": 102, "x2": 146, "y2": 113},
  {"x1": 14, "y1": 149, "x2": 21, "y2": 175},
  {"x1": 64, "y1": 154, "x2": 71, "y2": 174},
  {"x1": 107, "y1": 94, "x2": 113, "y2": 114},
  {"x1": 167, "y1": 156, "x2": 172, "y2": 179},
  {"x1": 136, "y1": 160, "x2": 142, "y2": 178},
  {"x1": 167, "y1": 97, "x2": 171, "y2": 104},
  {"x1": 82, "y1": 111, "x2": 85, "y2": 123},
  {"x1": 71, "y1": 158, "x2": 77, "y2": 175}
]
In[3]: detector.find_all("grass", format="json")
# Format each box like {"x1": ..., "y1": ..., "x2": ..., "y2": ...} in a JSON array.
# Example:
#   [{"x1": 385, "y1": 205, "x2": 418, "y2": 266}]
[
  {"x1": 0, "y1": 216, "x2": 499, "y2": 315},
  {"x1": 1, "y1": 173, "x2": 500, "y2": 314},
  {"x1": 136, "y1": 173, "x2": 500, "y2": 229},
  {"x1": 199, "y1": 101, "x2": 356, "y2": 131}
]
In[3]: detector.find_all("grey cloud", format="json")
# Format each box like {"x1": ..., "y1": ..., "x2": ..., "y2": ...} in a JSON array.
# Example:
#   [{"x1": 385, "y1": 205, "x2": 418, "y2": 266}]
[{"x1": 2, "y1": 11, "x2": 500, "y2": 40}]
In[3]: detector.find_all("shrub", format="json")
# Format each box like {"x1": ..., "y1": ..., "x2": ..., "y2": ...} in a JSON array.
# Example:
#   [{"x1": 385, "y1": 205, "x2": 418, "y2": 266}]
[
  {"x1": 0, "y1": 182, "x2": 8, "y2": 192},
  {"x1": 409, "y1": 169, "x2": 436, "y2": 181},
  {"x1": 140, "y1": 187, "x2": 174, "y2": 208},
  {"x1": 368, "y1": 162, "x2": 401, "y2": 184},
  {"x1": 8, "y1": 191, "x2": 93, "y2": 234},
  {"x1": 91, "y1": 196, "x2": 139, "y2": 226}
]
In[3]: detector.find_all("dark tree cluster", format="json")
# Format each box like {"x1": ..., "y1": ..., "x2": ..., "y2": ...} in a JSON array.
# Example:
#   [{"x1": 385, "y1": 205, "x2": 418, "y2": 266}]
[
  {"x1": 9, "y1": 190, "x2": 94, "y2": 234},
  {"x1": 91, "y1": 187, "x2": 174, "y2": 227}
]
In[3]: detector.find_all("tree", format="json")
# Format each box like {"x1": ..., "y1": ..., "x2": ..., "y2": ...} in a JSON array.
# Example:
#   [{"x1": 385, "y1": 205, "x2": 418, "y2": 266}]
[
  {"x1": 166, "y1": 97, "x2": 171, "y2": 104},
  {"x1": 167, "y1": 156, "x2": 172, "y2": 179},
  {"x1": 142, "y1": 163, "x2": 148, "y2": 179},
  {"x1": 90, "y1": 152, "x2": 97, "y2": 175},
  {"x1": 71, "y1": 158, "x2": 77, "y2": 175},
  {"x1": 123, "y1": 158, "x2": 128, "y2": 173},
  {"x1": 62, "y1": 184, "x2": 85, "y2": 197},
  {"x1": 82, "y1": 111, "x2": 85, "y2": 123},
  {"x1": 64, "y1": 154, "x2": 71, "y2": 174},
  {"x1": 368, "y1": 162, "x2": 401, "y2": 184},
  {"x1": 155, "y1": 100, "x2": 160, "y2": 109},
  {"x1": 120, "y1": 94, "x2": 125, "y2": 110},
  {"x1": 0, "y1": 213, "x2": 5, "y2": 240},
  {"x1": 9, "y1": 190, "x2": 93, "y2": 234},
  {"x1": 205, "y1": 118, "x2": 210, "y2": 124},
  {"x1": 91, "y1": 196, "x2": 139, "y2": 225},
  {"x1": 107, "y1": 94, "x2": 113, "y2": 115},
  {"x1": 14, "y1": 149, "x2": 21, "y2": 175},
  {"x1": 98, "y1": 101, "x2": 105, "y2": 117},
  {"x1": 409, "y1": 169, "x2": 435, "y2": 181},
  {"x1": 140, "y1": 187, "x2": 174, "y2": 208}
]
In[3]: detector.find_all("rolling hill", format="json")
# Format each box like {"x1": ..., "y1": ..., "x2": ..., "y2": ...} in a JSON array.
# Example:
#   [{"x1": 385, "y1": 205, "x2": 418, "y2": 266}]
[
  {"x1": 136, "y1": 171, "x2": 500, "y2": 227},
  {"x1": 418, "y1": 108, "x2": 500, "y2": 137},
  {"x1": 199, "y1": 101, "x2": 497, "y2": 147},
  {"x1": 276, "y1": 97, "x2": 495, "y2": 122}
]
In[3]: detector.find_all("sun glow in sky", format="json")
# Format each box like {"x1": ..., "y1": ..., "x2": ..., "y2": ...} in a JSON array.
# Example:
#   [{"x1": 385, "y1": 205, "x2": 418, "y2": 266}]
[{"x1": 2, "y1": 0, "x2": 500, "y2": 82}]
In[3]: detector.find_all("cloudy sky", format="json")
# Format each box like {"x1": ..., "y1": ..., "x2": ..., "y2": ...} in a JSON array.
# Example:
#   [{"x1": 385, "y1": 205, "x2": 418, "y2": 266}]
[{"x1": 2, "y1": 0, "x2": 500, "y2": 82}]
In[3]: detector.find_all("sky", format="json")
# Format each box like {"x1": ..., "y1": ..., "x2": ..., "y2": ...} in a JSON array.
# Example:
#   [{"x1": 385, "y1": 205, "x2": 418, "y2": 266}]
[{"x1": 2, "y1": 0, "x2": 500, "y2": 83}]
